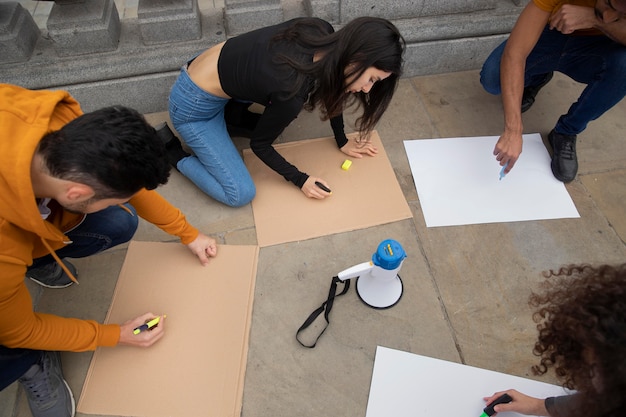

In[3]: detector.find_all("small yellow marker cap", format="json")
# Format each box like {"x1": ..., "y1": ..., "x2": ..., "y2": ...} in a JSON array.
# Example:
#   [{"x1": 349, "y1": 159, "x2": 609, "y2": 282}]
[{"x1": 341, "y1": 159, "x2": 352, "y2": 170}]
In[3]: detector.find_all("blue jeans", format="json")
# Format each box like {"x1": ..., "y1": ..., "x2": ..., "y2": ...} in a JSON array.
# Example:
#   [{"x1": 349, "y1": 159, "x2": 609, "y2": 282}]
[
  {"x1": 30, "y1": 204, "x2": 138, "y2": 269},
  {"x1": 168, "y1": 65, "x2": 256, "y2": 207},
  {"x1": 480, "y1": 26, "x2": 626, "y2": 136},
  {"x1": 1, "y1": 204, "x2": 138, "y2": 390}
]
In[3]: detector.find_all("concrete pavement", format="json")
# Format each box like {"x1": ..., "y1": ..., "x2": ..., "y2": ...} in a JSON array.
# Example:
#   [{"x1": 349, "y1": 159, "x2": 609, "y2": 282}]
[{"x1": 2, "y1": 69, "x2": 625, "y2": 417}]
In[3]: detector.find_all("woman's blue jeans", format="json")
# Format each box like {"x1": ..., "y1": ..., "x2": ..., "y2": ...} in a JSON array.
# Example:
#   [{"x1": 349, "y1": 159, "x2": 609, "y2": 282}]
[
  {"x1": 1, "y1": 204, "x2": 138, "y2": 390},
  {"x1": 168, "y1": 65, "x2": 256, "y2": 207},
  {"x1": 480, "y1": 26, "x2": 626, "y2": 136}
]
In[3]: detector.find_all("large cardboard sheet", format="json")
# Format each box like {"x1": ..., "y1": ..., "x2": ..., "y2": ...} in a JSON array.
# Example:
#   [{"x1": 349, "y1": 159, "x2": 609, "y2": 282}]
[
  {"x1": 366, "y1": 346, "x2": 570, "y2": 417},
  {"x1": 403, "y1": 134, "x2": 580, "y2": 227},
  {"x1": 77, "y1": 241, "x2": 259, "y2": 417},
  {"x1": 244, "y1": 131, "x2": 412, "y2": 247}
]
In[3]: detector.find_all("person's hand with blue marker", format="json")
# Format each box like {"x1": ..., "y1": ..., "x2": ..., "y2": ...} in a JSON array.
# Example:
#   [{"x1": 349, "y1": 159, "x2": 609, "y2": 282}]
[
  {"x1": 483, "y1": 390, "x2": 549, "y2": 416},
  {"x1": 493, "y1": 130, "x2": 522, "y2": 176}
]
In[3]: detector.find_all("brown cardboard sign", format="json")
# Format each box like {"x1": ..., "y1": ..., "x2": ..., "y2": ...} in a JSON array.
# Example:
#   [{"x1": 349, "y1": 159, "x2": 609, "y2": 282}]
[
  {"x1": 244, "y1": 131, "x2": 412, "y2": 247},
  {"x1": 77, "y1": 241, "x2": 259, "y2": 417}
]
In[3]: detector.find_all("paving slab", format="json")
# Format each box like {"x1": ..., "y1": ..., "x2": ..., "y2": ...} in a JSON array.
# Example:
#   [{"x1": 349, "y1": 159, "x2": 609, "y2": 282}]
[
  {"x1": 243, "y1": 221, "x2": 459, "y2": 417},
  {"x1": 580, "y1": 169, "x2": 626, "y2": 243}
]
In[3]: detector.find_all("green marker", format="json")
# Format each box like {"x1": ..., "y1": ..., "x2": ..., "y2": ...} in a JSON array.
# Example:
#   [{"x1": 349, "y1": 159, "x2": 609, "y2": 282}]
[{"x1": 480, "y1": 393, "x2": 513, "y2": 417}]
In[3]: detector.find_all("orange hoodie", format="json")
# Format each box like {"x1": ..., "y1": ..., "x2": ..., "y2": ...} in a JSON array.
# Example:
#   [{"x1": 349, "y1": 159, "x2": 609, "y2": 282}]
[{"x1": 0, "y1": 84, "x2": 199, "y2": 351}]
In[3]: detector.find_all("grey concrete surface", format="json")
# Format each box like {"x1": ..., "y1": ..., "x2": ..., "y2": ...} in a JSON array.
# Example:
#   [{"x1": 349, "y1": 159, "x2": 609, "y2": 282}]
[
  {"x1": 2, "y1": 0, "x2": 525, "y2": 113},
  {"x1": 1, "y1": 69, "x2": 626, "y2": 417}
]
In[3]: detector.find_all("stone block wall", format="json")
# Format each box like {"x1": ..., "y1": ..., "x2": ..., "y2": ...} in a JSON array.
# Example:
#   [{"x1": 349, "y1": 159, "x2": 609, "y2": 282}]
[{"x1": 0, "y1": 0, "x2": 528, "y2": 113}]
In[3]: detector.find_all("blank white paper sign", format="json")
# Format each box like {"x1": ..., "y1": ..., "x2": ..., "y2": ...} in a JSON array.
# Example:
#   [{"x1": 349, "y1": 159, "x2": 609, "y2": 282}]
[
  {"x1": 366, "y1": 346, "x2": 570, "y2": 417},
  {"x1": 403, "y1": 135, "x2": 580, "y2": 227}
]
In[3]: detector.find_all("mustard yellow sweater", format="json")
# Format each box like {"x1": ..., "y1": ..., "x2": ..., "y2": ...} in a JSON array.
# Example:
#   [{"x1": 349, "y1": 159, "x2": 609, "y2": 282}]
[{"x1": 0, "y1": 84, "x2": 198, "y2": 351}]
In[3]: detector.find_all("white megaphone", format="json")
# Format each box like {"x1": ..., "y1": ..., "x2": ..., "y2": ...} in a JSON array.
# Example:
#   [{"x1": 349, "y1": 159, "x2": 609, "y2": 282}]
[{"x1": 337, "y1": 239, "x2": 407, "y2": 309}]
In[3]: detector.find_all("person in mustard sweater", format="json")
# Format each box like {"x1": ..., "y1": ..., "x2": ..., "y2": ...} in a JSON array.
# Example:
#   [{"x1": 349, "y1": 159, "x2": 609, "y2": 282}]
[
  {"x1": 0, "y1": 84, "x2": 217, "y2": 417},
  {"x1": 480, "y1": 0, "x2": 626, "y2": 183}
]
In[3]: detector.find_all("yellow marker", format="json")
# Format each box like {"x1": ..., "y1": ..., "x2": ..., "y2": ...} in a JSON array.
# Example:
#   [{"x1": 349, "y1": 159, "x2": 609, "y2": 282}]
[
  {"x1": 341, "y1": 159, "x2": 352, "y2": 170},
  {"x1": 386, "y1": 244, "x2": 393, "y2": 256},
  {"x1": 133, "y1": 315, "x2": 165, "y2": 335}
]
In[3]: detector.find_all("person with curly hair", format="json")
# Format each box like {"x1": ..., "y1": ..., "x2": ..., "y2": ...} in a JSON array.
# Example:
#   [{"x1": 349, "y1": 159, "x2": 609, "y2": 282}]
[{"x1": 483, "y1": 264, "x2": 626, "y2": 417}]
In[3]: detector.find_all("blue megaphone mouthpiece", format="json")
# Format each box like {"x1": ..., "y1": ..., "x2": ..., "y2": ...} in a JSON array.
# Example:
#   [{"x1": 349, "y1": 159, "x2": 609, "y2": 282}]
[{"x1": 372, "y1": 239, "x2": 406, "y2": 270}]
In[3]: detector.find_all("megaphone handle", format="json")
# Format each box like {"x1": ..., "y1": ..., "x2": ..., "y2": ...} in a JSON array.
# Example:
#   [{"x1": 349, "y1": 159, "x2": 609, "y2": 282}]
[
  {"x1": 296, "y1": 276, "x2": 350, "y2": 348},
  {"x1": 338, "y1": 261, "x2": 373, "y2": 281}
]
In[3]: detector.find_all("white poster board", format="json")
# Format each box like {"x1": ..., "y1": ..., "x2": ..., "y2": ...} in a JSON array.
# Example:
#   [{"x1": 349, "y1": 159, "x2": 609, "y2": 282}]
[
  {"x1": 366, "y1": 346, "x2": 570, "y2": 417},
  {"x1": 403, "y1": 134, "x2": 580, "y2": 227}
]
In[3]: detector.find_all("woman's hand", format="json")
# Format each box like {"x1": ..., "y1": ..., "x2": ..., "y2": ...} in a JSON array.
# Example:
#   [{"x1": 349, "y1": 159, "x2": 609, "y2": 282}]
[
  {"x1": 301, "y1": 177, "x2": 332, "y2": 199},
  {"x1": 341, "y1": 134, "x2": 378, "y2": 158},
  {"x1": 484, "y1": 389, "x2": 549, "y2": 416}
]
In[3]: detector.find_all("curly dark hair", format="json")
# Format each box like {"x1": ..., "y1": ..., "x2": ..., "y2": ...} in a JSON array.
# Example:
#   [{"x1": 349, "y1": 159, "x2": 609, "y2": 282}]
[
  {"x1": 529, "y1": 264, "x2": 626, "y2": 417},
  {"x1": 37, "y1": 106, "x2": 170, "y2": 199}
]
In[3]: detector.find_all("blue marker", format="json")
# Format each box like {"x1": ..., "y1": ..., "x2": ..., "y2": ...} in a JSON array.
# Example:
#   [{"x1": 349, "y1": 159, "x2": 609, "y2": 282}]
[{"x1": 499, "y1": 161, "x2": 509, "y2": 181}]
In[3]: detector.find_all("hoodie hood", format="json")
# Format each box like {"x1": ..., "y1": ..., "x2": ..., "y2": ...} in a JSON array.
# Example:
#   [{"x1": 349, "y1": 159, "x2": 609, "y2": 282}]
[{"x1": 0, "y1": 84, "x2": 83, "y2": 242}]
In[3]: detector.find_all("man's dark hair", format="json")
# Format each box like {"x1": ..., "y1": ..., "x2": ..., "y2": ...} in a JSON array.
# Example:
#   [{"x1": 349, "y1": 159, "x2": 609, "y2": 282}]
[{"x1": 37, "y1": 106, "x2": 170, "y2": 199}]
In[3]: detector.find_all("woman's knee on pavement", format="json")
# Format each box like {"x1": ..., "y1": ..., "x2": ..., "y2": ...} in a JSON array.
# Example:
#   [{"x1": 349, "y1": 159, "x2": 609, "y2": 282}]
[{"x1": 224, "y1": 182, "x2": 256, "y2": 207}]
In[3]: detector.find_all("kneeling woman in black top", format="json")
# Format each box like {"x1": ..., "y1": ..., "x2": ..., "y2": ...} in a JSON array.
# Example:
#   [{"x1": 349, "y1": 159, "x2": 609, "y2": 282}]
[{"x1": 164, "y1": 17, "x2": 405, "y2": 207}]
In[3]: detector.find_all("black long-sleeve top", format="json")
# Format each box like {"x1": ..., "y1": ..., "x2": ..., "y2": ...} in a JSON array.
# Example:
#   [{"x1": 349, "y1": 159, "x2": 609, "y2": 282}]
[{"x1": 217, "y1": 18, "x2": 348, "y2": 188}]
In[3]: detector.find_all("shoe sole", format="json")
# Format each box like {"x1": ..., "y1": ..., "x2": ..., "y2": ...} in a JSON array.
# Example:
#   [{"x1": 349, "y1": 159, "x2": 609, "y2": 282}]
[
  {"x1": 62, "y1": 378, "x2": 77, "y2": 417},
  {"x1": 27, "y1": 276, "x2": 74, "y2": 289}
]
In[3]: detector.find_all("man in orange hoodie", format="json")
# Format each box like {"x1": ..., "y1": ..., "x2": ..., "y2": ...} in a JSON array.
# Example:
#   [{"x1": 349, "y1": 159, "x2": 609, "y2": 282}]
[{"x1": 0, "y1": 84, "x2": 218, "y2": 417}]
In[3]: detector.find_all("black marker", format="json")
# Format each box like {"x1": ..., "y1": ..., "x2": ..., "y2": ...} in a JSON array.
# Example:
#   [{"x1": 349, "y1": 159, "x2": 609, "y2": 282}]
[
  {"x1": 480, "y1": 393, "x2": 513, "y2": 417},
  {"x1": 315, "y1": 181, "x2": 332, "y2": 193}
]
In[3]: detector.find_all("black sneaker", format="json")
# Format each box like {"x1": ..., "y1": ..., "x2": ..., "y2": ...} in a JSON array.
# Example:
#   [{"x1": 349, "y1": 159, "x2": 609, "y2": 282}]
[
  {"x1": 154, "y1": 122, "x2": 190, "y2": 170},
  {"x1": 521, "y1": 72, "x2": 554, "y2": 113},
  {"x1": 18, "y1": 351, "x2": 76, "y2": 417},
  {"x1": 548, "y1": 129, "x2": 578, "y2": 183},
  {"x1": 27, "y1": 260, "x2": 77, "y2": 289}
]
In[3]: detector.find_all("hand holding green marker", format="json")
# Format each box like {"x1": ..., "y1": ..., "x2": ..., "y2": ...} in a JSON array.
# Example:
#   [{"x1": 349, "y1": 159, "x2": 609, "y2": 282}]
[
  {"x1": 133, "y1": 315, "x2": 166, "y2": 335},
  {"x1": 480, "y1": 393, "x2": 513, "y2": 417}
]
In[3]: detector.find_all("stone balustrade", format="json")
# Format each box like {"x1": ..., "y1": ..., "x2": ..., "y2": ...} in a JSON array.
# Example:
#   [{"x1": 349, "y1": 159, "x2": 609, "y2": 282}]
[{"x1": 0, "y1": 0, "x2": 527, "y2": 113}]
